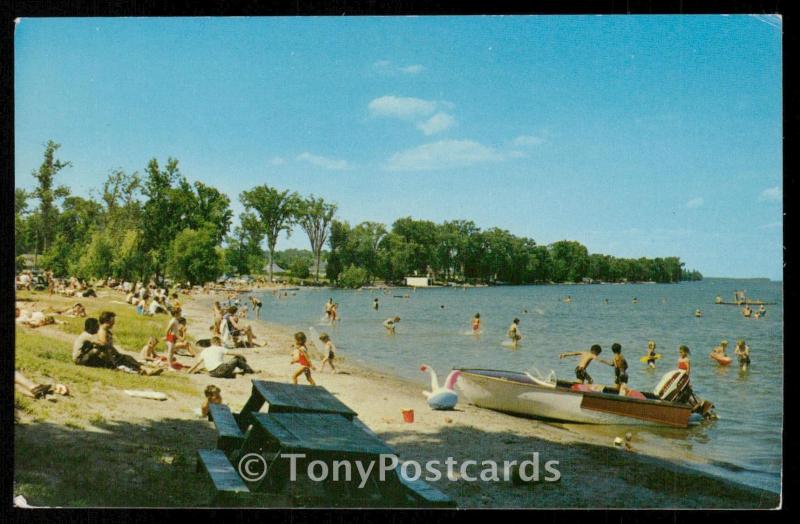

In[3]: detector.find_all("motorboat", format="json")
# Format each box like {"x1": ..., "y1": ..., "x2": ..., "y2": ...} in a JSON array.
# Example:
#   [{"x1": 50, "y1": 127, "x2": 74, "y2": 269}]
[{"x1": 454, "y1": 367, "x2": 715, "y2": 428}]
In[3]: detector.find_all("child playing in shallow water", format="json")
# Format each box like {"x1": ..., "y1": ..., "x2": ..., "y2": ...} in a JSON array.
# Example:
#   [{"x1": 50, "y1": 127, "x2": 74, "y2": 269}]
[
  {"x1": 201, "y1": 384, "x2": 222, "y2": 418},
  {"x1": 734, "y1": 339, "x2": 751, "y2": 371},
  {"x1": 319, "y1": 332, "x2": 337, "y2": 373},
  {"x1": 507, "y1": 318, "x2": 522, "y2": 347},
  {"x1": 291, "y1": 332, "x2": 316, "y2": 385},
  {"x1": 472, "y1": 313, "x2": 481, "y2": 334},
  {"x1": 645, "y1": 340, "x2": 658, "y2": 369},
  {"x1": 560, "y1": 345, "x2": 602, "y2": 384}
]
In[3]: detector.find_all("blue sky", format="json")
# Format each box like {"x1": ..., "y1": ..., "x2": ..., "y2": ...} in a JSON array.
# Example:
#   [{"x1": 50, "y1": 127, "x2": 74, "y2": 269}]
[{"x1": 14, "y1": 16, "x2": 783, "y2": 279}]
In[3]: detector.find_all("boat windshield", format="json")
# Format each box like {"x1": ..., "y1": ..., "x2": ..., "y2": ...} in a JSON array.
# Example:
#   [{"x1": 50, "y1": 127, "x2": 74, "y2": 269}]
[{"x1": 525, "y1": 366, "x2": 557, "y2": 386}]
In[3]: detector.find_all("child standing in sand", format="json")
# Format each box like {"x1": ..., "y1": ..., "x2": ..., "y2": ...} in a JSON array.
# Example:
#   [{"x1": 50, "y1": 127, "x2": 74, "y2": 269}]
[
  {"x1": 319, "y1": 333, "x2": 337, "y2": 373},
  {"x1": 560, "y1": 345, "x2": 602, "y2": 384},
  {"x1": 165, "y1": 308, "x2": 182, "y2": 365},
  {"x1": 291, "y1": 332, "x2": 316, "y2": 385}
]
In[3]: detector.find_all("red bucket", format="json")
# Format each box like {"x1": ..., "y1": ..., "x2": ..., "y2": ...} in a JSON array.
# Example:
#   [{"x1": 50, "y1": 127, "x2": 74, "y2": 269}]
[{"x1": 402, "y1": 408, "x2": 415, "y2": 423}]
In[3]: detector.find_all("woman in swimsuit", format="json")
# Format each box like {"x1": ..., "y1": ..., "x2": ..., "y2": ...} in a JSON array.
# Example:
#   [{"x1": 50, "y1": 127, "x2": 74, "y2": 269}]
[
  {"x1": 291, "y1": 331, "x2": 316, "y2": 385},
  {"x1": 677, "y1": 345, "x2": 691, "y2": 375},
  {"x1": 472, "y1": 313, "x2": 481, "y2": 334}
]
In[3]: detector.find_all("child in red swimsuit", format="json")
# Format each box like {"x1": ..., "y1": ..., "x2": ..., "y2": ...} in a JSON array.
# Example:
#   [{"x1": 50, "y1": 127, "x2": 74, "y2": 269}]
[{"x1": 291, "y1": 332, "x2": 316, "y2": 385}]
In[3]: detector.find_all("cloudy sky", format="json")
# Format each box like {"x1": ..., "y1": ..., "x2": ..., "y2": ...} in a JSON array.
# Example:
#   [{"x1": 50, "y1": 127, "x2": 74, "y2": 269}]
[{"x1": 15, "y1": 16, "x2": 783, "y2": 279}]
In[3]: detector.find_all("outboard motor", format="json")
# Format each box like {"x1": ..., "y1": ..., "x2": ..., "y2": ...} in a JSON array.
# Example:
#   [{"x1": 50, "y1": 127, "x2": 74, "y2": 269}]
[{"x1": 654, "y1": 370, "x2": 717, "y2": 420}]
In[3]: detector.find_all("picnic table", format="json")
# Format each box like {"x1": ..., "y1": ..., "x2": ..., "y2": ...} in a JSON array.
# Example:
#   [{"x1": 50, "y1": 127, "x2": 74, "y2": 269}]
[
  {"x1": 197, "y1": 381, "x2": 456, "y2": 508},
  {"x1": 236, "y1": 379, "x2": 357, "y2": 431}
]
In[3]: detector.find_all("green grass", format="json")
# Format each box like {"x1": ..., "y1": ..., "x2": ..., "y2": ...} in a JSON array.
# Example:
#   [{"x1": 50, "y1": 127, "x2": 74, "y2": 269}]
[{"x1": 15, "y1": 328, "x2": 197, "y2": 397}]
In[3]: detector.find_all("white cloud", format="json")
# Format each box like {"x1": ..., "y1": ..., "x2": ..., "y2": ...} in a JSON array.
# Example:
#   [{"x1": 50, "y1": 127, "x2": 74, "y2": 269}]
[
  {"x1": 759, "y1": 186, "x2": 782, "y2": 202},
  {"x1": 417, "y1": 112, "x2": 456, "y2": 135},
  {"x1": 399, "y1": 64, "x2": 424, "y2": 74},
  {"x1": 686, "y1": 197, "x2": 704, "y2": 209},
  {"x1": 368, "y1": 95, "x2": 438, "y2": 120},
  {"x1": 296, "y1": 152, "x2": 350, "y2": 171},
  {"x1": 269, "y1": 156, "x2": 286, "y2": 166},
  {"x1": 373, "y1": 60, "x2": 425, "y2": 75},
  {"x1": 386, "y1": 139, "x2": 504, "y2": 171},
  {"x1": 512, "y1": 134, "x2": 545, "y2": 147}
]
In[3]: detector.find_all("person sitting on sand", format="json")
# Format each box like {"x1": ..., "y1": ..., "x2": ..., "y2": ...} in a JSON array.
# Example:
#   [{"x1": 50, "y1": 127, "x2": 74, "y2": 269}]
[
  {"x1": 507, "y1": 318, "x2": 522, "y2": 346},
  {"x1": 15, "y1": 370, "x2": 69, "y2": 399},
  {"x1": 383, "y1": 316, "x2": 401, "y2": 335},
  {"x1": 472, "y1": 313, "x2": 481, "y2": 334},
  {"x1": 645, "y1": 340, "x2": 658, "y2": 369},
  {"x1": 319, "y1": 332, "x2": 337, "y2": 373},
  {"x1": 599, "y1": 343, "x2": 628, "y2": 391},
  {"x1": 224, "y1": 307, "x2": 259, "y2": 347},
  {"x1": 72, "y1": 317, "x2": 114, "y2": 368},
  {"x1": 734, "y1": 339, "x2": 751, "y2": 371},
  {"x1": 140, "y1": 336, "x2": 161, "y2": 362},
  {"x1": 560, "y1": 345, "x2": 602, "y2": 384},
  {"x1": 187, "y1": 336, "x2": 256, "y2": 379},
  {"x1": 136, "y1": 294, "x2": 149, "y2": 315},
  {"x1": 291, "y1": 332, "x2": 316, "y2": 385},
  {"x1": 168, "y1": 293, "x2": 181, "y2": 314},
  {"x1": 677, "y1": 345, "x2": 692, "y2": 375},
  {"x1": 201, "y1": 385, "x2": 222, "y2": 417},
  {"x1": 250, "y1": 296, "x2": 262, "y2": 318},
  {"x1": 173, "y1": 317, "x2": 197, "y2": 357},
  {"x1": 211, "y1": 301, "x2": 223, "y2": 335},
  {"x1": 149, "y1": 296, "x2": 168, "y2": 315}
]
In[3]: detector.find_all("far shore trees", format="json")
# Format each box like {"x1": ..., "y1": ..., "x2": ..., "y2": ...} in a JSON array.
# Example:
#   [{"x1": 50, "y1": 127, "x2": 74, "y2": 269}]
[{"x1": 17, "y1": 140, "x2": 702, "y2": 286}]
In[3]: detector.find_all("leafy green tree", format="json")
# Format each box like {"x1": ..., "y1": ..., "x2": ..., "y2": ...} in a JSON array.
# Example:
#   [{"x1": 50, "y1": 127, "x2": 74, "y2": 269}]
[
  {"x1": 326, "y1": 220, "x2": 350, "y2": 282},
  {"x1": 338, "y1": 264, "x2": 369, "y2": 288},
  {"x1": 167, "y1": 227, "x2": 223, "y2": 285},
  {"x1": 140, "y1": 158, "x2": 183, "y2": 283},
  {"x1": 240, "y1": 185, "x2": 300, "y2": 282},
  {"x1": 31, "y1": 140, "x2": 71, "y2": 253},
  {"x1": 297, "y1": 195, "x2": 337, "y2": 282},
  {"x1": 289, "y1": 258, "x2": 311, "y2": 279},
  {"x1": 74, "y1": 230, "x2": 114, "y2": 280}
]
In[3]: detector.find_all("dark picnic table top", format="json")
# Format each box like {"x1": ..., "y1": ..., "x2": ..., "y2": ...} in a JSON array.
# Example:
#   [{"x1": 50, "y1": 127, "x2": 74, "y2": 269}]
[
  {"x1": 251, "y1": 412, "x2": 395, "y2": 456},
  {"x1": 250, "y1": 380, "x2": 358, "y2": 419}
]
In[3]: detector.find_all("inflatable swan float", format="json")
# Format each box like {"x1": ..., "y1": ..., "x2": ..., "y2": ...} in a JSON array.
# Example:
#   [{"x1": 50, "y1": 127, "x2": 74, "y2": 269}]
[{"x1": 420, "y1": 364, "x2": 461, "y2": 410}]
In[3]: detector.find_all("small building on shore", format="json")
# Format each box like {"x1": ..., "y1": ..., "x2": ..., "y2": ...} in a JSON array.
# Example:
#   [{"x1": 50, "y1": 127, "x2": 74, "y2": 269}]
[{"x1": 405, "y1": 276, "x2": 431, "y2": 287}]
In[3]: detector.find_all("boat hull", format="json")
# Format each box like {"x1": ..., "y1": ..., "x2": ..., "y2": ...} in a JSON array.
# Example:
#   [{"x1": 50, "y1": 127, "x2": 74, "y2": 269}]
[{"x1": 455, "y1": 369, "x2": 692, "y2": 427}]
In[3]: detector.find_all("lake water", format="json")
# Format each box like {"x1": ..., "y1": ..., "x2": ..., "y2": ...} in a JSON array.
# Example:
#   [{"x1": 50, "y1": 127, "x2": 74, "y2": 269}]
[{"x1": 251, "y1": 278, "x2": 782, "y2": 493}]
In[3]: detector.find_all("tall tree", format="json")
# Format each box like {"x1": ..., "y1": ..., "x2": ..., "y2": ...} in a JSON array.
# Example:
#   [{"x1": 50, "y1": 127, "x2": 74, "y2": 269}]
[
  {"x1": 31, "y1": 140, "x2": 71, "y2": 253},
  {"x1": 297, "y1": 195, "x2": 337, "y2": 282},
  {"x1": 240, "y1": 185, "x2": 300, "y2": 282},
  {"x1": 140, "y1": 158, "x2": 182, "y2": 283}
]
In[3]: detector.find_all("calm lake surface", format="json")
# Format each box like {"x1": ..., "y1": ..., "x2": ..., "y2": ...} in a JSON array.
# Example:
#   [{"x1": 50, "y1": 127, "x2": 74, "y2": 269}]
[{"x1": 252, "y1": 277, "x2": 782, "y2": 493}]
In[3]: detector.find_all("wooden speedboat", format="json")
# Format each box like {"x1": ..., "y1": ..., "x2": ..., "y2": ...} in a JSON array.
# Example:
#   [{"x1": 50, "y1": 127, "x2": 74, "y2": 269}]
[{"x1": 455, "y1": 368, "x2": 713, "y2": 428}]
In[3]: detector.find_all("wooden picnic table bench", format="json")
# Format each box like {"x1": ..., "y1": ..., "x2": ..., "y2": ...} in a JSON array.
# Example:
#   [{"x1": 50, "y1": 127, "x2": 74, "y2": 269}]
[{"x1": 236, "y1": 379, "x2": 358, "y2": 431}]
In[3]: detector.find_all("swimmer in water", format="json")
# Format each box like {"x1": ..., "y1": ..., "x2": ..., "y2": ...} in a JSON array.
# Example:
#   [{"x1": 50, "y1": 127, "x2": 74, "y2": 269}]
[
  {"x1": 734, "y1": 339, "x2": 751, "y2": 371},
  {"x1": 472, "y1": 313, "x2": 481, "y2": 334},
  {"x1": 372, "y1": 298, "x2": 379, "y2": 310},
  {"x1": 694, "y1": 308, "x2": 703, "y2": 317},
  {"x1": 507, "y1": 318, "x2": 522, "y2": 348},
  {"x1": 644, "y1": 340, "x2": 658, "y2": 368},
  {"x1": 383, "y1": 316, "x2": 400, "y2": 335}
]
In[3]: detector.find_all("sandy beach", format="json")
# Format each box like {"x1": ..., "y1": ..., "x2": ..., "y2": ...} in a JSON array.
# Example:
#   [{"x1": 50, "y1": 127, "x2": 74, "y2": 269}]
[{"x1": 13, "y1": 287, "x2": 778, "y2": 508}]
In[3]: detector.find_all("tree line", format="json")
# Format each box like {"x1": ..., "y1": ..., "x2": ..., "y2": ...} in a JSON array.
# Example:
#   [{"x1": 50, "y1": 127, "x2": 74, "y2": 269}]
[{"x1": 15, "y1": 141, "x2": 702, "y2": 287}]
